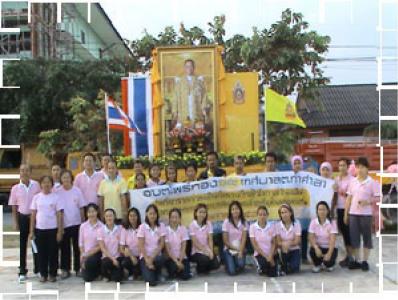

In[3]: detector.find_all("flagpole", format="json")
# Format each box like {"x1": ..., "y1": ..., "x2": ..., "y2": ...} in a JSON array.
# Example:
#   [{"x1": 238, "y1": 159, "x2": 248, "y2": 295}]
[
  {"x1": 104, "y1": 92, "x2": 112, "y2": 154},
  {"x1": 263, "y1": 85, "x2": 268, "y2": 153}
]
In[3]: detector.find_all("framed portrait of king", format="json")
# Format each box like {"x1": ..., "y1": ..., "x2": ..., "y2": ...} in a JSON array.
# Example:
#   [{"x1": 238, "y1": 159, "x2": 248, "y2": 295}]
[{"x1": 158, "y1": 46, "x2": 218, "y2": 155}]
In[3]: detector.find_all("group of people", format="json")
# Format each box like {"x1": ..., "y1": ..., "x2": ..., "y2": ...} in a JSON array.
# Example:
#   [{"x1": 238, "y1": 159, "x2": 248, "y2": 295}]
[{"x1": 8, "y1": 151, "x2": 382, "y2": 286}]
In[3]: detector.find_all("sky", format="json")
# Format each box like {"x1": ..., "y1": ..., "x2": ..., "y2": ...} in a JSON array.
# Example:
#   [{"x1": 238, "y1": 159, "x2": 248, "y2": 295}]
[{"x1": 100, "y1": 0, "x2": 397, "y2": 85}]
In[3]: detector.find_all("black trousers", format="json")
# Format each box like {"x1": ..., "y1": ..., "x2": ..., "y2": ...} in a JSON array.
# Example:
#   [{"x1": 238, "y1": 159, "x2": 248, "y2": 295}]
[
  {"x1": 18, "y1": 213, "x2": 39, "y2": 276},
  {"x1": 255, "y1": 254, "x2": 278, "y2": 277},
  {"x1": 309, "y1": 247, "x2": 338, "y2": 267},
  {"x1": 82, "y1": 252, "x2": 102, "y2": 282},
  {"x1": 337, "y1": 209, "x2": 351, "y2": 247},
  {"x1": 35, "y1": 228, "x2": 58, "y2": 278},
  {"x1": 190, "y1": 253, "x2": 220, "y2": 274},
  {"x1": 60, "y1": 225, "x2": 80, "y2": 273},
  {"x1": 121, "y1": 256, "x2": 140, "y2": 277},
  {"x1": 101, "y1": 257, "x2": 124, "y2": 282},
  {"x1": 165, "y1": 258, "x2": 191, "y2": 280}
]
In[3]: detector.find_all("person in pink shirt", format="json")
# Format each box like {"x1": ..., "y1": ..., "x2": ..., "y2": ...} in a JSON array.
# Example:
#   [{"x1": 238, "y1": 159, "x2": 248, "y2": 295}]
[
  {"x1": 146, "y1": 163, "x2": 165, "y2": 187},
  {"x1": 57, "y1": 170, "x2": 86, "y2": 279},
  {"x1": 344, "y1": 157, "x2": 380, "y2": 271},
  {"x1": 189, "y1": 203, "x2": 220, "y2": 274},
  {"x1": 120, "y1": 207, "x2": 141, "y2": 281},
  {"x1": 74, "y1": 152, "x2": 104, "y2": 207},
  {"x1": 138, "y1": 204, "x2": 166, "y2": 286},
  {"x1": 165, "y1": 163, "x2": 178, "y2": 185},
  {"x1": 8, "y1": 164, "x2": 41, "y2": 283},
  {"x1": 98, "y1": 208, "x2": 123, "y2": 282},
  {"x1": 275, "y1": 203, "x2": 301, "y2": 275},
  {"x1": 249, "y1": 206, "x2": 277, "y2": 277},
  {"x1": 331, "y1": 158, "x2": 354, "y2": 267},
  {"x1": 79, "y1": 203, "x2": 103, "y2": 282},
  {"x1": 222, "y1": 201, "x2": 247, "y2": 276},
  {"x1": 291, "y1": 155, "x2": 310, "y2": 264},
  {"x1": 319, "y1": 161, "x2": 333, "y2": 179},
  {"x1": 29, "y1": 175, "x2": 64, "y2": 283},
  {"x1": 165, "y1": 208, "x2": 191, "y2": 280},
  {"x1": 308, "y1": 201, "x2": 338, "y2": 273}
]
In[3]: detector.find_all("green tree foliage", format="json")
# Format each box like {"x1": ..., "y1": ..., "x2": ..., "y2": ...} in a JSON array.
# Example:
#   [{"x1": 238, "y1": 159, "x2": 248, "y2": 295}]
[{"x1": 1, "y1": 9, "x2": 330, "y2": 160}]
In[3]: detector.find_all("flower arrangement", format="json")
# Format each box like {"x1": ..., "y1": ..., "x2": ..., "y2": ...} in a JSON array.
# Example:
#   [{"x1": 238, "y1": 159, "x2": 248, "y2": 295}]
[{"x1": 115, "y1": 151, "x2": 266, "y2": 169}]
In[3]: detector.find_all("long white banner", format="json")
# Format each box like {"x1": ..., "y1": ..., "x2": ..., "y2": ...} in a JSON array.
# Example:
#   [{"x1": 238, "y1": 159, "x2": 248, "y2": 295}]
[{"x1": 129, "y1": 171, "x2": 335, "y2": 225}]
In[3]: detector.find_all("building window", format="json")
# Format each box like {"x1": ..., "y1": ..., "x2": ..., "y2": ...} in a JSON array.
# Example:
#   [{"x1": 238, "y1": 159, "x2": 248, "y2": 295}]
[{"x1": 81, "y1": 30, "x2": 85, "y2": 44}]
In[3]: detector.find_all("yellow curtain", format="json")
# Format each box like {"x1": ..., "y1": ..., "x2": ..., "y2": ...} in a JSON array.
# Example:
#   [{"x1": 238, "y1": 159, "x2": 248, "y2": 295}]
[
  {"x1": 216, "y1": 45, "x2": 227, "y2": 151},
  {"x1": 150, "y1": 49, "x2": 163, "y2": 156}
]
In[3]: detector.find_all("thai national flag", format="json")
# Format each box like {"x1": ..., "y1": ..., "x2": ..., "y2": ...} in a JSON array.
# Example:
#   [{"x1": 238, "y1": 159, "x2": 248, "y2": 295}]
[{"x1": 107, "y1": 97, "x2": 144, "y2": 135}]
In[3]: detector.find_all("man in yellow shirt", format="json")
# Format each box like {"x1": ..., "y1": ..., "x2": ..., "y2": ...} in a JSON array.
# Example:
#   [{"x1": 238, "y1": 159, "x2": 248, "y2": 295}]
[
  {"x1": 127, "y1": 160, "x2": 144, "y2": 190},
  {"x1": 98, "y1": 160, "x2": 128, "y2": 223}
]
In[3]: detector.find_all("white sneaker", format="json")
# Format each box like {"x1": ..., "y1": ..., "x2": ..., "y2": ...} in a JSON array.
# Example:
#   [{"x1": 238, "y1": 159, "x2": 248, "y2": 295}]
[
  {"x1": 312, "y1": 266, "x2": 321, "y2": 273},
  {"x1": 34, "y1": 272, "x2": 41, "y2": 279},
  {"x1": 127, "y1": 276, "x2": 134, "y2": 281},
  {"x1": 326, "y1": 266, "x2": 334, "y2": 272},
  {"x1": 18, "y1": 275, "x2": 27, "y2": 283}
]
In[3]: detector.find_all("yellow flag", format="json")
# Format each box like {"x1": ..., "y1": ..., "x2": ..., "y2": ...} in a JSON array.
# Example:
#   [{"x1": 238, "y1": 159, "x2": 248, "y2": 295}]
[{"x1": 265, "y1": 88, "x2": 306, "y2": 128}]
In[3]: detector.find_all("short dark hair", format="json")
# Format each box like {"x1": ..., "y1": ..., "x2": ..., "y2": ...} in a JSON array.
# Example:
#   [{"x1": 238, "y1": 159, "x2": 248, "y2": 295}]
[
  {"x1": 60, "y1": 169, "x2": 74, "y2": 184},
  {"x1": 265, "y1": 152, "x2": 277, "y2": 162},
  {"x1": 185, "y1": 161, "x2": 198, "y2": 172},
  {"x1": 124, "y1": 207, "x2": 141, "y2": 230},
  {"x1": 356, "y1": 157, "x2": 369, "y2": 168},
  {"x1": 234, "y1": 155, "x2": 244, "y2": 162},
  {"x1": 86, "y1": 203, "x2": 99, "y2": 219},
  {"x1": 83, "y1": 152, "x2": 95, "y2": 160},
  {"x1": 149, "y1": 163, "x2": 161, "y2": 178},
  {"x1": 338, "y1": 157, "x2": 350, "y2": 166},
  {"x1": 133, "y1": 159, "x2": 143, "y2": 167},
  {"x1": 104, "y1": 208, "x2": 117, "y2": 219},
  {"x1": 194, "y1": 203, "x2": 208, "y2": 226},
  {"x1": 257, "y1": 205, "x2": 269, "y2": 215},
  {"x1": 145, "y1": 204, "x2": 160, "y2": 226},
  {"x1": 165, "y1": 163, "x2": 178, "y2": 182},
  {"x1": 169, "y1": 207, "x2": 182, "y2": 219},
  {"x1": 206, "y1": 151, "x2": 219, "y2": 160},
  {"x1": 39, "y1": 175, "x2": 54, "y2": 186},
  {"x1": 184, "y1": 59, "x2": 195, "y2": 68}
]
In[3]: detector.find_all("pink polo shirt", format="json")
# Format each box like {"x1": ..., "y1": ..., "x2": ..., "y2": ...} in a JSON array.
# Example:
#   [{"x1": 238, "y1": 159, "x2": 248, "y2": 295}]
[
  {"x1": 189, "y1": 220, "x2": 213, "y2": 255},
  {"x1": 165, "y1": 225, "x2": 189, "y2": 259},
  {"x1": 97, "y1": 224, "x2": 122, "y2": 258},
  {"x1": 30, "y1": 192, "x2": 64, "y2": 230},
  {"x1": 79, "y1": 220, "x2": 103, "y2": 255},
  {"x1": 137, "y1": 223, "x2": 166, "y2": 258},
  {"x1": 347, "y1": 176, "x2": 381, "y2": 216},
  {"x1": 74, "y1": 171, "x2": 104, "y2": 206},
  {"x1": 120, "y1": 227, "x2": 140, "y2": 257},
  {"x1": 335, "y1": 174, "x2": 354, "y2": 209},
  {"x1": 147, "y1": 178, "x2": 166, "y2": 187},
  {"x1": 274, "y1": 220, "x2": 302, "y2": 250},
  {"x1": 249, "y1": 221, "x2": 275, "y2": 257},
  {"x1": 308, "y1": 218, "x2": 338, "y2": 248},
  {"x1": 8, "y1": 180, "x2": 41, "y2": 215},
  {"x1": 56, "y1": 186, "x2": 86, "y2": 228},
  {"x1": 222, "y1": 218, "x2": 248, "y2": 250}
]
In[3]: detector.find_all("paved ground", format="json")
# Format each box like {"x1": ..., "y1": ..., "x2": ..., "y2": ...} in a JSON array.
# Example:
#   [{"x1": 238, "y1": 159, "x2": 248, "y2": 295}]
[{"x1": 0, "y1": 235, "x2": 397, "y2": 299}]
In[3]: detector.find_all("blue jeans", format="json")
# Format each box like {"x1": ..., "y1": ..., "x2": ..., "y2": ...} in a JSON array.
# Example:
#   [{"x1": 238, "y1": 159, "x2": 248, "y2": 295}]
[
  {"x1": 223, "y1": 249, "x2": 245, "y2": 275},
  {"x1": 279, "y1": 249, "x2": 300, "y2": 274},
  {"x1": 140, "y1": 254, "x2": 165, "y2": 286}
]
